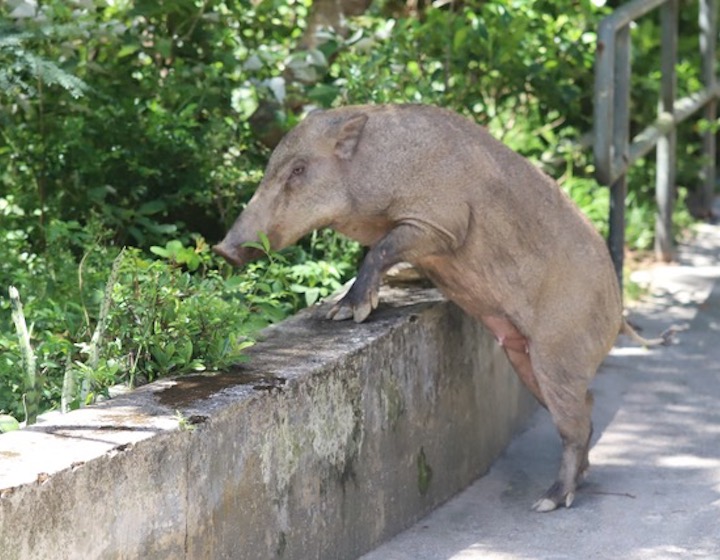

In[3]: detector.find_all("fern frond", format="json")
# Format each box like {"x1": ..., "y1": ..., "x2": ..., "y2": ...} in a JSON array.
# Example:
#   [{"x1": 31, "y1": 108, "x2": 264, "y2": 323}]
[
  {"x1": 0, "y1": 31, "x2": 89, "y2": 99},
  {"x1": 26, "y1": 53, "x2": 89, "y2": 98}
]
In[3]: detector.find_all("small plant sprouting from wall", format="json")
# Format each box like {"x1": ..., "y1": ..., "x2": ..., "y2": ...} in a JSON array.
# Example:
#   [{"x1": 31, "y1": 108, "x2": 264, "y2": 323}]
[{"x1": 8, "y1": 286, "x2": 38, "y2": 426}]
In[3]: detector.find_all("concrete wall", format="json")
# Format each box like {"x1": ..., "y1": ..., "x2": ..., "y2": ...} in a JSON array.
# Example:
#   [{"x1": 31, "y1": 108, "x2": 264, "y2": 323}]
[{"x1": 0, "y1": 287, "x2": 535, "y2": 560}]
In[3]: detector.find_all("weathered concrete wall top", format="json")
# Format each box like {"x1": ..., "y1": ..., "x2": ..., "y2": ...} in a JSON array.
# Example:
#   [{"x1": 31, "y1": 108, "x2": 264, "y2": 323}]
[{"x1": 0, "y1": 287, "x2": 535, "y2": 560}]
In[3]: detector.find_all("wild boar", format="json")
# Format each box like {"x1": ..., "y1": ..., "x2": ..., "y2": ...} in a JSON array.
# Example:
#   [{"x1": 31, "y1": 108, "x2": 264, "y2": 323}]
[{"x1": 214, "y1": 104, "x2": 669, "y2": 512}]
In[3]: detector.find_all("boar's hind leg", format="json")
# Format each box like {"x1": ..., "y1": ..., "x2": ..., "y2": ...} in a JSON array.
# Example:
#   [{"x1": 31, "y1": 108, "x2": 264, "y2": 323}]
[
  {"x1": 532, "y1": 382, "x2": 594, "y2": 513},
  {"x1": 328, "y1": 223, "x2": 452, "y2": 323}
]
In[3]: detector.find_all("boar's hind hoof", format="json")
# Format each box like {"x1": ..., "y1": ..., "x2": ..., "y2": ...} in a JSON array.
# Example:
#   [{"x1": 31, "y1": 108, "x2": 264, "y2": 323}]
[{"x1": 531, "y1": 483, "x2": 575, "y2": 513}]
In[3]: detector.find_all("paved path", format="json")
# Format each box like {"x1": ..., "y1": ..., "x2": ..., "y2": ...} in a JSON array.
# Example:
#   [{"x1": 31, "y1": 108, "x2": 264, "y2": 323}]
[{"x1": 362, "y1": 206, "x2": 720, "y2": 560}]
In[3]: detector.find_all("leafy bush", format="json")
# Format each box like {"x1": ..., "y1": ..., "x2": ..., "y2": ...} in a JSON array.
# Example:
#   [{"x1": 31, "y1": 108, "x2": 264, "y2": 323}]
[{"x1": 0, "y1": 204, "x2": 358, "y2": 421}]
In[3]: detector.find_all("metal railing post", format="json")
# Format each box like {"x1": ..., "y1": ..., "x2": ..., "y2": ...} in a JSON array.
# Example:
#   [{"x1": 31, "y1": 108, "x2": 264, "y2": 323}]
[
  {"x1": 655, "y1": 0, "x2": 678, "y2": 261},
  {"x1": 700, "y1": 0, "x2": 717, "y2": 216},
  {"x1": 594, "y1": 22, "x2": 615, "y2": 187},
  {"x1": 595, "y1": 0, "x2": 719, "y2": 292},
  {"x1": 608, "y1": 26, "x2": 631, "y2": 291}
]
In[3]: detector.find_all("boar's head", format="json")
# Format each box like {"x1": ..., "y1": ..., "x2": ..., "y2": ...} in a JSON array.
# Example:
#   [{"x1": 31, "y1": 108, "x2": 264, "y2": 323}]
[{"x1": 213, "y1": 110, "x2": 368, "y2": 267}]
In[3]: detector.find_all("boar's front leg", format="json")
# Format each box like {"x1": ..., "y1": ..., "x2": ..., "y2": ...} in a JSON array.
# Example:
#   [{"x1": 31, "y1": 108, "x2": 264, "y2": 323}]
[{"x1": 328, "y1": 222, "x2": 450, "y2": 323}]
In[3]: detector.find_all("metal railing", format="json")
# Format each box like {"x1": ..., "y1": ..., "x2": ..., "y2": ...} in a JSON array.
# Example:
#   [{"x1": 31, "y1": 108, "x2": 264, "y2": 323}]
[{"x1": 594, "y1": 0, "x2": 718, "y2": 288}]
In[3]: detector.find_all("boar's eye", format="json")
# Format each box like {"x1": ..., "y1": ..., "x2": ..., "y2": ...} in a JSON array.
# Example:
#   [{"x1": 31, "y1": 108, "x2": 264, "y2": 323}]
[{"x1": 285, "y1": 162, "x2": 307, "y2": 188}]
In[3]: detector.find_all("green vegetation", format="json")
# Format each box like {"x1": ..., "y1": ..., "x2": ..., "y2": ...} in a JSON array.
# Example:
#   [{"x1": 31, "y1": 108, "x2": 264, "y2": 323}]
[{"x1": 0, "y1": 0, "x2": 709, "y2": 427}]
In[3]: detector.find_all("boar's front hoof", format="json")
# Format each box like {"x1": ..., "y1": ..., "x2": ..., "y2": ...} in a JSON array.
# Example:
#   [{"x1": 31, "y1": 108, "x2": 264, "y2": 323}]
[
  {"x1": 327, "y1": 298, "x2": 374, "y2": 323},
  {"x1": 531, "y1": 482, "x2": 575, "y2": 513},
  {"x1": 326, "y1": 282, "x2": 379, "y2": 323}
]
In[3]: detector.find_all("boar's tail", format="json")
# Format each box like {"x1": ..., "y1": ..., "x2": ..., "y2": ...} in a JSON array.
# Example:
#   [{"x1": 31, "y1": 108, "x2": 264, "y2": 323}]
[{"x1": 620, "y1": 319, "x2": 676, "y2": 347}]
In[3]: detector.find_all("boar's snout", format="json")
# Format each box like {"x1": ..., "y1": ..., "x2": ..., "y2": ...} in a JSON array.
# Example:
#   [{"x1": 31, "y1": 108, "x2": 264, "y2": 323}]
[{"x1": 212, "y1": 241, "x2": 265, "y2": 268}]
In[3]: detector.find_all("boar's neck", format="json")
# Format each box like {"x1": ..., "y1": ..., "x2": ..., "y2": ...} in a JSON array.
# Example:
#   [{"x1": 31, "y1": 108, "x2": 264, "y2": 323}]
[{"x1": 332, "y1": 215, "x2": 394, "y2": 247}]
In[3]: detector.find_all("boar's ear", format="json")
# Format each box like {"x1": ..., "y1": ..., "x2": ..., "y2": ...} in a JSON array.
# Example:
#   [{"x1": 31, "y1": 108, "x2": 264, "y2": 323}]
[{"x1": 334, "y1": 113, "x2": 368, "y2": 161}]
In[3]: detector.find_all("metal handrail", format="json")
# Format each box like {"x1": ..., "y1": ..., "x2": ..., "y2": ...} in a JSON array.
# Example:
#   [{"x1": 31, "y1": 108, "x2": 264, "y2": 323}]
[{"x1": 593, "y1": 0, "x2": 717, "y2": 289}]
